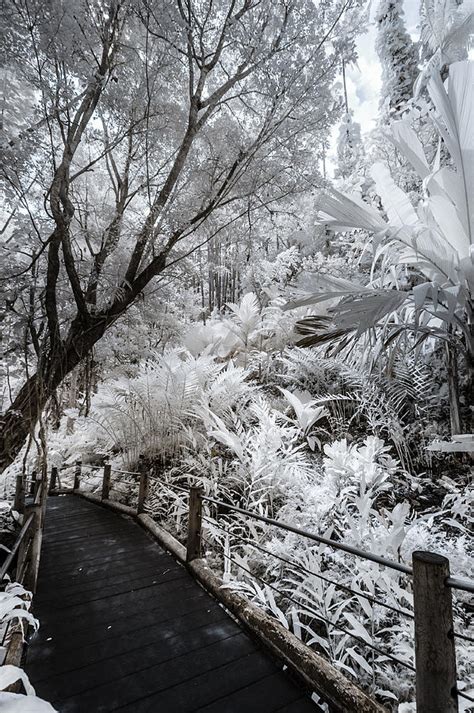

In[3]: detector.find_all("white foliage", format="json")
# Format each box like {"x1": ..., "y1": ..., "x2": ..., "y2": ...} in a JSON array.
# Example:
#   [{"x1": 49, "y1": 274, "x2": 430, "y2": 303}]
[
  {"x1": 279, "y1": 388, "x2": 327, "y2": 434},
  {"x1": 375, "y1": 0, "x2": 419, "y2": 119},
  {"x1": 0, "y1": 583, "x2": 55, "y2": 711},
  {"x1": 305, "y1": 61, "x2": 474, "y2": 351},
  {"x1": 0, "y1": 582, "x2": 38, "y2": 640},
  {"x1": 0, "y1": 691, "x2": 57, "y2": 712},
  {"x1": 417, "y1": 0, "x2": 474, "y2": 93}
]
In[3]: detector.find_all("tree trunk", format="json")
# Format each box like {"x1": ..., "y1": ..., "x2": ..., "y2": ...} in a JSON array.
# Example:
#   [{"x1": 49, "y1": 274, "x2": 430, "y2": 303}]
[
  {"x1": 0, "y1": 317, "x2": 109, "y2": 472},
  {"x1": 466, "y1": 313, "x2": 474, "y2": 433},
  {"x1": 0, "y1": 375, "x2": 43, "y2": 472},
  {"x1": 445, "y1": 342, "x2": 461, "y2": 436}
]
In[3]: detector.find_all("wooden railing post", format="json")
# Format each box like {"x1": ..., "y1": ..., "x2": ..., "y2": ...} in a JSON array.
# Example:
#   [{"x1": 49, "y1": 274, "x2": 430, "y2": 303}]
[
  {"x1": 33, "y1": 472, "x2": 42, "y2": 500},
  {"x1": 137, "y1": 456, "x2": 148, "y2": 514},
  {"x1": 102, "y1": 461, "x2": 112, "y2": 501},
  {"x1": 49, "y1": 466, "x2": 58, "y2": 494},
  {"x1": 186, "y1": 487, "x2": 203, "y2": 563},
  {"x1": 74, "y1": 460, "x2": 82, "y2": 491},
  {"x1": 17, "y1": 502, "x2": 42, "y2": 592},
  {"x1": 412, "y1": 551, "x2": 458, "y2": 713},
  {"x1": 13, "y1": 475, "x2": 25, "y2": 514},
  {"x1": 29, "y1": 470, "x2": 37, "y2": 496}
]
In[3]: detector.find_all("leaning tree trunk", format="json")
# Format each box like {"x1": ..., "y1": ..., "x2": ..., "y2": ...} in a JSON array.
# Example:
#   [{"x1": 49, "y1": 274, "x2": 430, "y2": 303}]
[
  {"x1": 0, "y1": 364, "x2": 81, "y2": 473},
  {"x1": 0, "y1": 374, "x2": 44, "y2": 473},
  {"x1": 0, "y1": 317, "x2": 109, "y2": 472}
]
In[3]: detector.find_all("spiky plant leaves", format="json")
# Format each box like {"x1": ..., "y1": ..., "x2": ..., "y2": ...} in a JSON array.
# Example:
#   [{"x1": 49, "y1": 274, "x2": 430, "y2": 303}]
[
  {"x1": 317, "y1": 188, "x2": 387, "y2": 232},
  {"x1": 287, "y1": 60, "x2": 474, "y2": 381},
  {"x1": 371, "y1": 162, "x2": 419, "y2": 230},
  {"x1": 278, "y1": 388, "x2": 327, "y2": 434},
  {"x1": 416, "y1": 0, "x2": 474, "y2": 94},
  {"x1": 390, "y1": 120, "x2": 431, "y2": 178}
]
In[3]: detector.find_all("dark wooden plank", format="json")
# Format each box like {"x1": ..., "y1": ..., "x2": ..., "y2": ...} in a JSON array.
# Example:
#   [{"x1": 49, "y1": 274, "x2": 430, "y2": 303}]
[
  {"x1": 35, "y1": 618, "x2": 246, "y2": 701},
  {"x1": 41, "y1": 521, "x2": 129, "y2": 541},
  {"x1": 36, "y1": 575, "x2": 197, "y2": 628},
  {"x1": 40, "y1": 522, "x2": 154, "y2": 551},
  {"x1": 57, "y1": 633, "x2": 257, "y2": 713},
  {"x1": 29, "y1": 610, "x2": 238, "y2": 683},
  {"x1": 34, "y1": 561, "x2": 171, "y2": 604},
  {"x1": 27, "y1": 601, "x2": 227, "y2": 665},
  {"x1": 26, "y1": 496, "x2": 317, "y2": 713},
  {"x1": 43, "y1": 505, "x2": 118, "y2": 520},
  {"x1": 37, "y1": 547, "x2": 172, "y2": 586},
  {"x1": 43, "y1": 502, "x2": 112, "y2": 521},
  {"x1": 37, "y1": 541, "x2": 163, "y2": 576},
  {"x1": 116, "y1": 650, "x2": 279, "y2": 713},
  {"x1": 32, "y1": 585, "x2": 210, "y2": 645},
  {"x1": 35, "y1": 567, "x2": 187, "y2": 609},
  {"x1": 195, "y1": 671, "x2": 307, "y2": 712},
  {"x1": 43, "y1": 504, "x2": 118, "y2": 519}
]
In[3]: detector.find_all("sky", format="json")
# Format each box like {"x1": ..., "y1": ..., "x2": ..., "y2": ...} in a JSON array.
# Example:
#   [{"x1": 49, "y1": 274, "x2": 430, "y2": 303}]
[{"x1": 328, "y1": 0, "x2": 421, "y2": 168}]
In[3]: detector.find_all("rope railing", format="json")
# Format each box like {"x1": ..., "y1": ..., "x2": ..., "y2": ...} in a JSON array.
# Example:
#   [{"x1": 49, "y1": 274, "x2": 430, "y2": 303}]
[
  {"x1": 110, "y1": 467, "x2": 140, "y2": 476},
  {"x1": 200, "y1": 534, "x2": 416, "y2": 673},
  {"x1": 445, "y1": 575, "x2": 474, "y2": 593},
  {"x1": 453, "y1": 631, "x2": 474, "y2": 644},
  {"x1": 43, "y1": 459, "x2": 473, "y2": 713},
  {"x1": 201, "y1": 494, "x2": 413, "y2": 575},
  {"x1": 202, "y1": 516, "x2": 415, "y2": 620},
  {"x1": 147, "y1": 475, "x2": 191, "y2": 494}
]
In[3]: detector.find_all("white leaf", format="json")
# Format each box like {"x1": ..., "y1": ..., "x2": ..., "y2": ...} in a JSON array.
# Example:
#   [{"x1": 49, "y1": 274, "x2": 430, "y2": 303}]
[
  {"x1": 428, "y1": 61, "x2": 474, "y2": 243},
  {"x1": 390, "y1": 120, "x2": 430, "y2": 178},
  {"x1": 413, "y1": 282, "x2": 432, "y2": 310},
  {"x1": 0, "y1": 692, "x2": 57, "y2": 712},
  {"x1": 429, "y1": 194, "x2": 470, "y2": 255},
  {"x1": 0, "y1": 665, "x2": 35, "y2": 695},
  {"x1": 329, "y1": 291, "x2": 408, "y2": 334},
  {"x1": 343, "y1": 612, "x2": 373, "y2": 644},
  {"x1": 346, "y1": 646, "x2": 373, "y2": 675},
  {"x1": 317, "y1": 189, "x2": 387, "y2": 232},
  {"x1": 371, "y1": 162, "x2": 418, "y2": 229}
]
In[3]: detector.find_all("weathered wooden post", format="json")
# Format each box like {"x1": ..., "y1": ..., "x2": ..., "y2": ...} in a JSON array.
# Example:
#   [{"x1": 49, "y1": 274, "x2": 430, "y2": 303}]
[
  {"x1": 137, "y1": 455, "x2": 148, "y2": 514},
  {"x1": 74, "y1": 460, "x2": 82, "y2": 491},
  {"x1": 16, "y1": 498, "x2": 42, "y2": 591},
  {"x1": 102, "y1": 461, "x2": 112, "y2": 501},
  {"x1": 33, "y1": 472, "x2": 42, "y2": 499},
  {"x1": 49, "y1": 466, "x2": 58, "y2": 494},
  {"x1": 13, "y1": 475, "x2": 25, "y2": 514},
  {"x1": 186, "y1": 486, "x2": 203, "y2": 563},
  {"x1": 24, "y1": 503, "x2": 42, "y2": 593},
  {"x1": 412, "y1": 551, "x2": 458, "y2": 713},
  {"x1": 29, "y1": 470, "x2": 37, "y2": 496}
]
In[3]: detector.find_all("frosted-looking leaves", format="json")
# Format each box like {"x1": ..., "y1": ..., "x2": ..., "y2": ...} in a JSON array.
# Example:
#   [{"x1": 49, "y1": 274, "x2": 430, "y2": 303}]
[
  {"x1": 289, "y1": 60, "x2": 474, "y2": 366},
  {"x1": 279, "y1": 388, "x2": 327, "y2": 434},
  {"x1": 0, "y1": 691, "x2": 57, "y2": 712},
  {"x1": 0, "y1": 583, "x2": 55, "y2": 710},
  {"x1": 0, "y1": 582, "x2": 38, "y2": 636}
]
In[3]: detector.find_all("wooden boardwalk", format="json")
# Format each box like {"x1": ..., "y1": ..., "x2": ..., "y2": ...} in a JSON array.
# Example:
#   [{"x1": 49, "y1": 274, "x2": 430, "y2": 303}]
[{"x1": 26, "y1": 496, "x2": 319, "y2": 712}]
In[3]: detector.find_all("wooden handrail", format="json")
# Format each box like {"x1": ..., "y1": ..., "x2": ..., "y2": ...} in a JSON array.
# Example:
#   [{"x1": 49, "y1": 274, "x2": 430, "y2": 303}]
[
  {"x1": 0, "y1": 513, "x2": 35, "y2": 581},
  {"x1": 33, "y1": 479, "x2": 44, "y2": 506}
]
